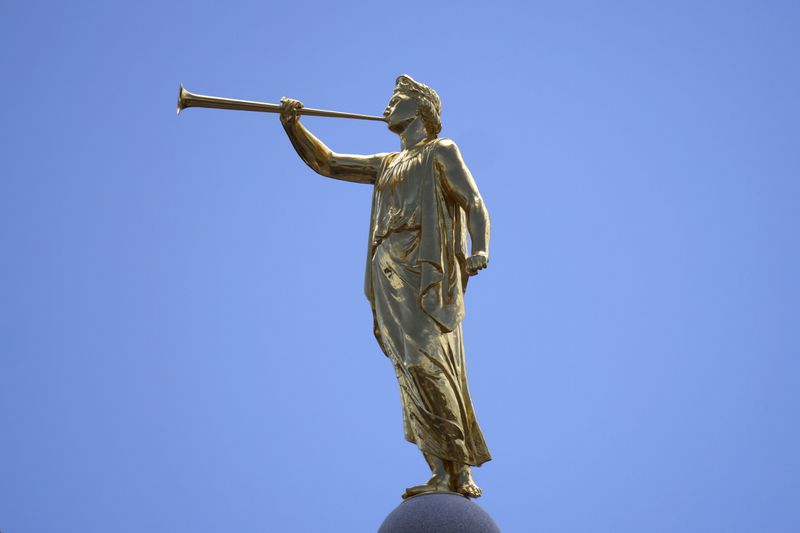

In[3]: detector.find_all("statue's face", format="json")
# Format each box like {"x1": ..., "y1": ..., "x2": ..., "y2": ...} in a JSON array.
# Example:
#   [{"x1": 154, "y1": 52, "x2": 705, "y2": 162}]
[{"x1": 384, "y1": 92, "x2": 418, "y2": 134}]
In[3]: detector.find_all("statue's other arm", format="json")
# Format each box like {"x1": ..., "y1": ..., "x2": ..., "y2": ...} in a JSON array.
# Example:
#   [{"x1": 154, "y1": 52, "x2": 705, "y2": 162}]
[
  {"x1": 435, "y1": 139, "x2": 490, "y2": 275},
  {"x1": 280, "y1": 98, "x2": 386, "y2": 185}
]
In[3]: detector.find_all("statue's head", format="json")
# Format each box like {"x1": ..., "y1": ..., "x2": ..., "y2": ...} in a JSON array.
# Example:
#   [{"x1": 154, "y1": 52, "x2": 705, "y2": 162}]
[{"x1": 384, "y1": 74, "x2": 442, "y2": 136}]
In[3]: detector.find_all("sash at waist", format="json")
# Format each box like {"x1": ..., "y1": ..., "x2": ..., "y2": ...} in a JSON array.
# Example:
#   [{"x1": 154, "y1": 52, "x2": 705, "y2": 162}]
[{"x1": 371, "y1": 225, "x2": 421, "y2": 249}]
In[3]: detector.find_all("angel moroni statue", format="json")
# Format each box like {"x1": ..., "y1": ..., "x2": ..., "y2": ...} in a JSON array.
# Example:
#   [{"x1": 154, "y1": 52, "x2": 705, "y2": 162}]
[{"x1": 279, "y1": 75, "x2": 491, "y2": 500}]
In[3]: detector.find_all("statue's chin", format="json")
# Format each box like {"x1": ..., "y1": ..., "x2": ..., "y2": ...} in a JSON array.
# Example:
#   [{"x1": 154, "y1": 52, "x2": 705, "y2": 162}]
[{"x1": 387, "y1": 117, "x2": 413, "y2": 135}]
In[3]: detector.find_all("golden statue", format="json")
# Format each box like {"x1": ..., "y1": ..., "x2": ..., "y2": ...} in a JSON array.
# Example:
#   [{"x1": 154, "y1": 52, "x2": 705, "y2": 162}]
[
  {"x1": 177, "y1": 75, "x2": 492, "y2": 499},
  {"x1": 279, "y1": 75, "x2": 491, "y2": 499}
]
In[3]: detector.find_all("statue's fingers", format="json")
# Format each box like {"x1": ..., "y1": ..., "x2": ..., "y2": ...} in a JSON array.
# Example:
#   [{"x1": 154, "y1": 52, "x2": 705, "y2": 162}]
[
  {"x1": 279, "y1": 98, "x2": 293, "y2": 117},
  {"x1": 289, "y1": 101, "x2": 302, "y2": 119}
]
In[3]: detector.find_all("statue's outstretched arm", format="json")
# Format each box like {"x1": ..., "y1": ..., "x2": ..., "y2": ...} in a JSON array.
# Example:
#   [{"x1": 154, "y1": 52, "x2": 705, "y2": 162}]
[
  {"x1": 280, "y1": 98, "x2": 386, "y2": 184},
  {"x1": 435, "y1": 139, "x2": 490, "y2": 275}
]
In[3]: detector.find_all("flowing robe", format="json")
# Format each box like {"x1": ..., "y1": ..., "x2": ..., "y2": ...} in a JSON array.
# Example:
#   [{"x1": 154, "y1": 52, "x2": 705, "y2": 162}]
[{"x1": 364, "y1": 138, "x2": 491, "y2": 467}]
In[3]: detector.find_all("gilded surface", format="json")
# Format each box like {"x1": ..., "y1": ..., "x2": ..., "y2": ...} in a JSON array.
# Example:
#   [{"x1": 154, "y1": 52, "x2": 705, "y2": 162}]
[{"x1": 279, "y1": 75, "x2": 491, "y2": 499}]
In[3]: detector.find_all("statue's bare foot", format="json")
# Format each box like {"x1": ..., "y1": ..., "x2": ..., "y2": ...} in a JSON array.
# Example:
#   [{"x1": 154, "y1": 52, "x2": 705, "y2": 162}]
[
  {"x1": 452, "y1": 465, "x2": 482, "y2": 498},
  {"x1": 402, "y1": 474, "x2": 451, "y2": 499}
]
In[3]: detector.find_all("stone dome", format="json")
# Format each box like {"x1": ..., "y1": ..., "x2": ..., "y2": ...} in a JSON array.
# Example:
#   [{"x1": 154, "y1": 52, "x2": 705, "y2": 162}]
[{"x1": 378, "y1": 492, "x2": 500, "y2": 532}]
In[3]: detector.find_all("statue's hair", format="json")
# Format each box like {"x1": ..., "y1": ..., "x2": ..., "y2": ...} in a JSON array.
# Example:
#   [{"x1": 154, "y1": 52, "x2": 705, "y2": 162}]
[{"x1": 394, "y1": 74, "x2": 442, "y2": 136}]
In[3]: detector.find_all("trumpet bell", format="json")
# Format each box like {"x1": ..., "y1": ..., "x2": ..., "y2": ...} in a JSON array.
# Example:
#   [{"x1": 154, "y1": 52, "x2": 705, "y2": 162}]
[{"x1": 176, "y1": 84, "x2": 190, "y2": 115}]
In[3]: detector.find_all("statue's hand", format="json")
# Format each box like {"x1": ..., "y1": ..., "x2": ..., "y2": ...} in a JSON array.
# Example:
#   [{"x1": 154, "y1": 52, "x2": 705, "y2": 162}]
[
  {"x1": 466, "y1": 252, "x2": 488, "y2": 276},
  {"x1": 279, "y1": 97, "x2": 303, "y2": 126}
]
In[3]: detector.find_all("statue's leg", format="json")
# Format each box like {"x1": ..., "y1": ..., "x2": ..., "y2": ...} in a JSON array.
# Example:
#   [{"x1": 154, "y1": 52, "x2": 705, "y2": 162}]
[
  {"x1": 401, "y1": 452, "x2": 452, "y2": 499},
  {"x1": 449, "y1": 462, "x2": 483, "y2": 498}
]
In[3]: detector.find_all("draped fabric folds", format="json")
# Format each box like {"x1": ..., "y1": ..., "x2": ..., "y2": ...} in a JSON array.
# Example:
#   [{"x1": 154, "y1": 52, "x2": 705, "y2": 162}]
[{"x1": 363, "y1": 139, "x2": 491, "y2": 466}]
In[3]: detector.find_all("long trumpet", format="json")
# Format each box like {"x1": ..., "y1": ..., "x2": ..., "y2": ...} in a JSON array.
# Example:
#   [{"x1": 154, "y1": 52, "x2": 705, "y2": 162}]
[{"x1": 176, "y1": 85, "x2": 386, "y2": 122}]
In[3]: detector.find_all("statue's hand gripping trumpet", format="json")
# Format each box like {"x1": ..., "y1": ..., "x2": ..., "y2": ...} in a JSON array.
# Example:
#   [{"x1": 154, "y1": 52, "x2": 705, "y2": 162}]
[{"x1": 179, "y1": 75, "x2": 491, "y2": 499}]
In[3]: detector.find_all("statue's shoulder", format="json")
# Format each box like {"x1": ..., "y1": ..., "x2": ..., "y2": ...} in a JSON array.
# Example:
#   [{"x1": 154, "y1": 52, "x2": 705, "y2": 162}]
[
  {"x1": 433, "y1": 137, "x2": 458, "y2": 151},
  {"x1": 431, "y1": 137, "x2": 463, "y2": 162}
]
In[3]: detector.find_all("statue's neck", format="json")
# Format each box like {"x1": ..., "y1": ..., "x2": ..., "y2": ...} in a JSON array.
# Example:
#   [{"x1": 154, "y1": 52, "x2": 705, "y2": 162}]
[{"x1": 399, "y1": 117, "x2": 434, "y2": 151}]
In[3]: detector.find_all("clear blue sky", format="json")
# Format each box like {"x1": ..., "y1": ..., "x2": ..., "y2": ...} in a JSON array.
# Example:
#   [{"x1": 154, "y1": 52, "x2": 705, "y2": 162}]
[{"x1": 2, "y1": 1, "x2": 799, "y2": 531}]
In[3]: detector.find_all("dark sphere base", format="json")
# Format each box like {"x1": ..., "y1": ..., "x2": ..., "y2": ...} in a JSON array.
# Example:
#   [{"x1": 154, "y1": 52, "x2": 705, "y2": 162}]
[{"x1": 378, "y1": 492, "x2": 500, "y2": 532}]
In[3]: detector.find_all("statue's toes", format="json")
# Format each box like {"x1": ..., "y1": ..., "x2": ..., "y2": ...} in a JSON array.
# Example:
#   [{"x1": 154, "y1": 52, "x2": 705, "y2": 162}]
[
  {"x1": 402, "y1": 484, "x2": 428, "y2": 499},
  {"x1": 459, "y1": 482, "x2": 482, "y2": 498}
]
